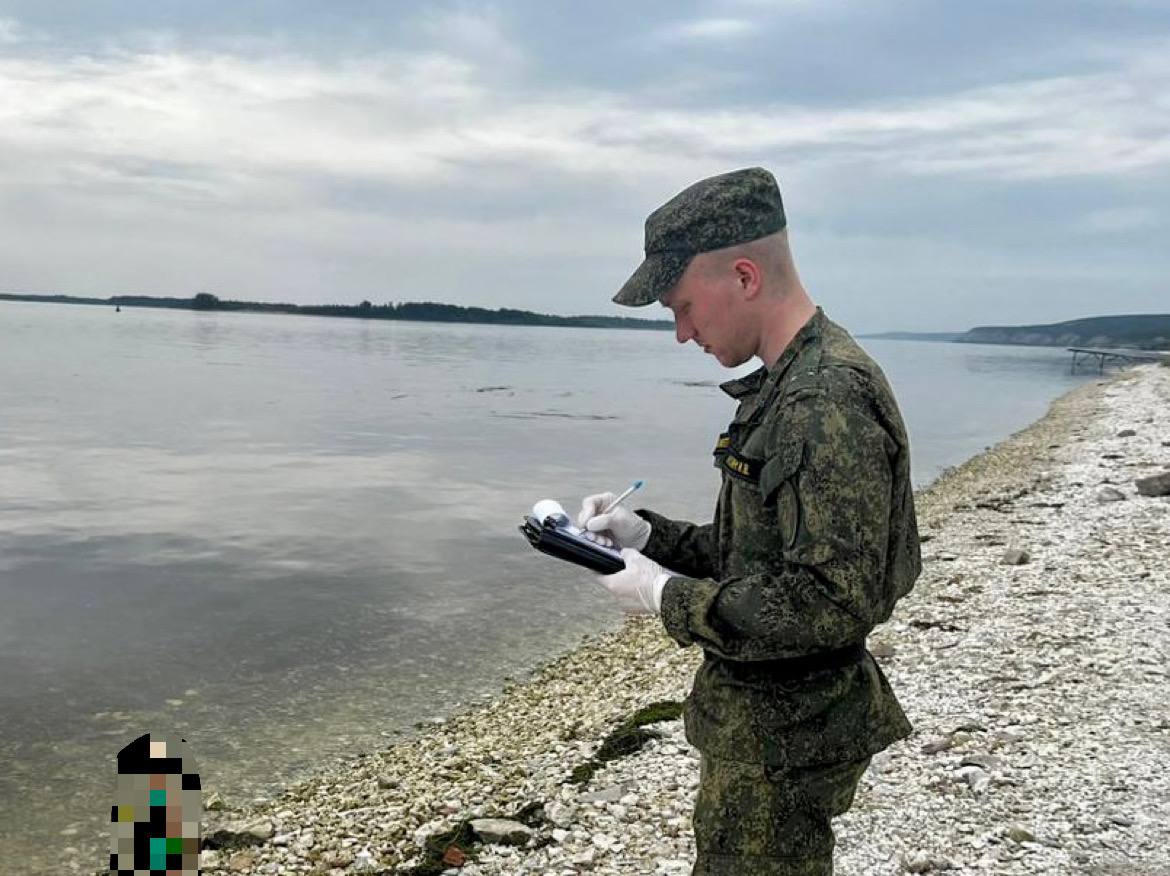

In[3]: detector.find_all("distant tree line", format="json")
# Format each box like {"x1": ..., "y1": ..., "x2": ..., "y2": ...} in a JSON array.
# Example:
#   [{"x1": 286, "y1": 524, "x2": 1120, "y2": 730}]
[{"x1": 0, "y1": 292, "x2": 673, "y2": 331}]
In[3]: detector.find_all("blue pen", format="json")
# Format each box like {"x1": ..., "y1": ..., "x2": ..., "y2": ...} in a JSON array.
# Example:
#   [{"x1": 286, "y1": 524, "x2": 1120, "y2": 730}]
[{"x1": 598, "y1": 479, "x2": 644, "y2": 517}]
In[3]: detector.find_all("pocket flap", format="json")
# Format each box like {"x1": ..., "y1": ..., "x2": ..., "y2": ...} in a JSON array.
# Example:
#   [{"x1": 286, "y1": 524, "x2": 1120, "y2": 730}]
[{"x1": 759, "y1": 440, "x2": 805, "y2": 504}]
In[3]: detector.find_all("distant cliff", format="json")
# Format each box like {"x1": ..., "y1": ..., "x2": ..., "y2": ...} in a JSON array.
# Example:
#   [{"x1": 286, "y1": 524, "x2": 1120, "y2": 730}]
[{"x1": 957, "y1": 314, "x2": 1170, "y2": 350}]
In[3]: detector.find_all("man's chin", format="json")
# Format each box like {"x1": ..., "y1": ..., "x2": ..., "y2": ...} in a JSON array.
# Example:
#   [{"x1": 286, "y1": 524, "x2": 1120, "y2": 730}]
[{"x1": 712, "y1": 348, "x2": 750, "y2": 368}]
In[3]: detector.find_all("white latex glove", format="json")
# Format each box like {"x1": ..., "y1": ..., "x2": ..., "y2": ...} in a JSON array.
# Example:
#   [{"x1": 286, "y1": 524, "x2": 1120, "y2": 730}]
[
  {"x1": 578, "y1": 492, "x2": 652, "y2": 551},
  {"x1": 597, "y1": 548, "x2": 672, "y2": 615}
]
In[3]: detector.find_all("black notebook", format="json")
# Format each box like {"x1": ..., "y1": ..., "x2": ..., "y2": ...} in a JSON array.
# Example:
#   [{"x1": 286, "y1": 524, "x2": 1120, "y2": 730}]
[{"x1": 519, "y1": 501, "x2": 626, "y2": 575}]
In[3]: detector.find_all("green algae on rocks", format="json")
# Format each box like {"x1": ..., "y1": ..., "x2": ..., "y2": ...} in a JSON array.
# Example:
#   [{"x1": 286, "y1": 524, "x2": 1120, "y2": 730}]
[{"x1": 569, "y1": 700, "x2": 684, "y2": 785}]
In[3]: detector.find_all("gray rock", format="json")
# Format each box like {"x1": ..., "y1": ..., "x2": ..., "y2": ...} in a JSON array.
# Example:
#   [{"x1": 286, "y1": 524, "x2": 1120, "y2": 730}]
[
  {"x1": 960, "y1": 753, "x2": 1003, "y2": 772},
  {"x1": 227, "y1": 850, "x2": 258, "y2": 872},
  {"x1": 1135, "y1": 472, "x2": 1170, "y2": 497},
  {"x1": 952, "y1": 718, "x2": 987, "y2": 733},
  {"x1": 1095, "y1": 486, "x2": 1127, "y2": 502},
  {"x1": 921, "y1": 736, "x2": 953, "y2": 755},
  {"x1": 1007, "y1": 825, "x2": 1036, "y2": 843},
  {"x1": 1116, "y1": 428, "x2": 1137, "y2": 437},
  {"x1": 592, "y1": 832, "x2": 617, "y2": 850},
  {"x1": 869, "y1": 640, "x2": 896, "y2": 659},
  {"x1": 1000, "y1": 548, "x2": 1031, "y2": 565},
  {"x1": 204, "y1": 816, "x2": 274, "y2": 850},
  {"x1": 579, "y1": 784, "x2": 625, "y2": 804},
  {"x1": 995, "y1": 728, "x2": 1025, "y2": 744},
  {"x1": 545, "y1": 801, "x2": 576, "y2": 828},
  {"x1": 470, "y1": 818, "x2": 534, "y2": 846},
  {"x1": 353, "y1": 848, "x2": 377, "y2": 870},
  {"x1": 903, "y1": 851, "x2": 954, "y2": 872},
  {"x1": 954, "y1": 765, "x2": 990, "y2": 791},
  {"x1": 324, "y1": 849, "x2": 353, "y2": 868},
  {"x1": 904, "y1": 852, "x2": 932, "y2": 873}
]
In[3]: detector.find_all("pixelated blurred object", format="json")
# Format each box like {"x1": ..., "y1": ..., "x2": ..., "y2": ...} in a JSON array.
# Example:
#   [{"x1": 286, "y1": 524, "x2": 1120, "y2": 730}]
[{"x1": 108, "y1": 733, "x2": 201, "y2": 874}]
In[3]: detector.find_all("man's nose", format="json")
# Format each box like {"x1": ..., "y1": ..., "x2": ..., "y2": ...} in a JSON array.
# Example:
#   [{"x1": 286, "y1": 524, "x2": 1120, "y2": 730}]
[{"x1": 674, "y1": 316, "x2": 693, "y2": 345}]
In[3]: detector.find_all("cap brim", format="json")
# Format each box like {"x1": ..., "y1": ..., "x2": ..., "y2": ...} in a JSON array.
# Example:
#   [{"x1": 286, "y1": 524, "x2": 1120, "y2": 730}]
[{"x1": 612, "y1": 251, "x2": 692, "y2": 307}]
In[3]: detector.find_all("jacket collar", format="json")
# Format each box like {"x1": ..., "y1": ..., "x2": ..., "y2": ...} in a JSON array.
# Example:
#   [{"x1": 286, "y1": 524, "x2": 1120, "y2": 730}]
[
  {"x1": 718, "y1": 366, "x2": 769, "y2": 399},
  {"x1": 718, "y1": 307, "x2": 825, "y2": 399}
]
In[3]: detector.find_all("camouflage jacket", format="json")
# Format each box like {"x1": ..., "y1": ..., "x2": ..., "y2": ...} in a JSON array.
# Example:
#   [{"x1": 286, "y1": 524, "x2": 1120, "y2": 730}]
[{"x1": 638, "y1": 308, "x2": 920, "y2": 768}]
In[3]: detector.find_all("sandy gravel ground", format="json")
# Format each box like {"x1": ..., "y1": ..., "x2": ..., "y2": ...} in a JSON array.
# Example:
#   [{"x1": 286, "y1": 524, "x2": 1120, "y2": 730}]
[{"x1": 187, "y1": 364, "x2": 1170, "y2": 876}]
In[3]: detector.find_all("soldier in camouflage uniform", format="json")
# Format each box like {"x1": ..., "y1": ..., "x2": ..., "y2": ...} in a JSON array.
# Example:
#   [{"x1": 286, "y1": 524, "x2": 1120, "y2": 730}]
[{"x1": 579, "y1": 167, "x2": 920, "y2": 875}]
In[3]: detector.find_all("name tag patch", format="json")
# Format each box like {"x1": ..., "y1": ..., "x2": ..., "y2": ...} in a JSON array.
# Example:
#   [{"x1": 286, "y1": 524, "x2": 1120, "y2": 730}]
[{"x1": 712, "y1": 434, "x2": 763, "y2": 485}]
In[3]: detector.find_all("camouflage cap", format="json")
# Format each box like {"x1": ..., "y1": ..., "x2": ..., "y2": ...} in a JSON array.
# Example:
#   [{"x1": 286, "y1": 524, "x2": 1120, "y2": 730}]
[{"x1": 613, "y1": 167, "x2": 786, "y2": 307}]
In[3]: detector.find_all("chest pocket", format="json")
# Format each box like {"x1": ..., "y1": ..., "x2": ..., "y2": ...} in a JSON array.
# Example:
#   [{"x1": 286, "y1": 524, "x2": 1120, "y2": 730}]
[
  {"x1": 760, "y1": 438, "x2": 804, "y2": 552},
  {"x1": 759, "y1": 439, "x2": 804, "y2": 506},
  {"x1": 712, "y1": 430, "x2": 804, "y2": 502}
]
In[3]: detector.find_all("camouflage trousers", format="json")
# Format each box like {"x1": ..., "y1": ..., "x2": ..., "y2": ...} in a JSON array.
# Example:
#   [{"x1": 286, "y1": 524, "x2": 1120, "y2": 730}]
[{"x1": 691, "y1": 753, "x2": 872, "y2": 875}]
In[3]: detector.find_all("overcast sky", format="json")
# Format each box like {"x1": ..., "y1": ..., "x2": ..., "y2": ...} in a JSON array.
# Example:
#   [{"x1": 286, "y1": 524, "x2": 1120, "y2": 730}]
[{"x1": 1, "y1": 1, "x2": 1167, "y2": 331}]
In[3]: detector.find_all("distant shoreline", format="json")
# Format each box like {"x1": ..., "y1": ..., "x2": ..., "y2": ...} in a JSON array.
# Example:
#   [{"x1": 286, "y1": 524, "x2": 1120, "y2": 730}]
[
  {"x1": 0, "y1": 292, "x2": 674, "y2": 332},
  {"x1": 6, "y1": 294, "x2": 1168, "y2": 351},
  {"x1": 857, "y1": 331, "x2": 965, "y2": 342}
]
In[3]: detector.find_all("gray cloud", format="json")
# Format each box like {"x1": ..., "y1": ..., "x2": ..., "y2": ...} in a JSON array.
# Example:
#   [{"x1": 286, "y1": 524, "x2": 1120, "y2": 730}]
[
  {"x1": 651, "y1": 17, "x2": 755, "y2": 43},
  {"x1": 0, "y1": 4, "x2": 1168, "y2": 331}
]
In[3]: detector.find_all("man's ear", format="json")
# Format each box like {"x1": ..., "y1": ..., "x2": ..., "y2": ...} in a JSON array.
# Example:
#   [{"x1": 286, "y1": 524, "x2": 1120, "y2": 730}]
[{"x1": 733, "y1": 258, "x2": 763, "y2": 299}]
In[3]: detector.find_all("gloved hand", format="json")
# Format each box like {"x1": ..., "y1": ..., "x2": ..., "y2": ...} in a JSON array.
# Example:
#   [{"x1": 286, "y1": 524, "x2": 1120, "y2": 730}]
[
  {"x1": 578, "y1": 492, "x2": 651, "y2": 551},
  {"x1": 597, "y1": 549, "x2": 672, "y2": 615}
]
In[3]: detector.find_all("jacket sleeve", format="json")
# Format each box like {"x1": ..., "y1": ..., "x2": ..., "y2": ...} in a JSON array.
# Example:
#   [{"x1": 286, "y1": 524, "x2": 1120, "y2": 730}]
[
  {"x1": 633, "y1": 509, "x2": 717, "y2": 581},
  {"x1": 659, "y1": 386, "x2": 898, "y2": 660}
]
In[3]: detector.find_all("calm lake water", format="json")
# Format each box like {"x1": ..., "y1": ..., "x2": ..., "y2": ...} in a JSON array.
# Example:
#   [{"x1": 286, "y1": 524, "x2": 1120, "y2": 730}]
[{"x1": 0, "y1": 301, "x2": 1097, "y2": 872}]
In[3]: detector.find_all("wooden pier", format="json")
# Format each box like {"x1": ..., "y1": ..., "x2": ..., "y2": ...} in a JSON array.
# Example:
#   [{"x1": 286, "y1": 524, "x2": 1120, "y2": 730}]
[{"x1": 1068, "y1": 347, "x2": 1169, "y2": 373}]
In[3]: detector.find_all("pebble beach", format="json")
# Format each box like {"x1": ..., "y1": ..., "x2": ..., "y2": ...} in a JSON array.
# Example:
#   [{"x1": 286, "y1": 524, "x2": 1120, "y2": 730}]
[{"x1": 188, "y1": 363, "x2": 1169, "y2": 876}]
